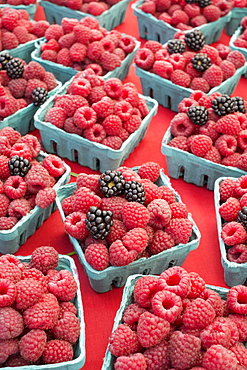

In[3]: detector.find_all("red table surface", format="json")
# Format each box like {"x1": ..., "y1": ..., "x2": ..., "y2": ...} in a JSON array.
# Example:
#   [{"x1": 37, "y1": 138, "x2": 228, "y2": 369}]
[{"x1": 10, "y1": 3, "x2": 246, "y2": 369}]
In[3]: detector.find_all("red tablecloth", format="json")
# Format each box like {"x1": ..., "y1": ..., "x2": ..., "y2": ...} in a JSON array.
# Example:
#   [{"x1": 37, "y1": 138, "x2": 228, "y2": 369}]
[{"x1": 13, "y1": 3, "x2": 247, "y2": 369}]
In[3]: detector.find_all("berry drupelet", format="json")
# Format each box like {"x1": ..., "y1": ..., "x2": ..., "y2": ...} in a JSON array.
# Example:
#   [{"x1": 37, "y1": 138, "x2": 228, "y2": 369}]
[
  {"x1": 124, "y1": 181, "x2": 146, "y2": 204},
  {"x1": 187, "y1": 106, "x2": 208, "y2": 126},
  {"x1": 8, "y1": 155, "x2": 32, "y2": 177},
  {"x1": 86, "y1": 206, "x2": 113, "y2": 239},
  {"x1": 99, "y1": 170, "x2": 126, "y2": 197}
]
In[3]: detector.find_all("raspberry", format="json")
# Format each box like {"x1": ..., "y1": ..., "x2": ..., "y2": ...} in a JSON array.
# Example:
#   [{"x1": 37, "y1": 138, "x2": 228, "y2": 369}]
[
  {"x1": 0, "y1": 338, "x2": 19, "y2": 365},
  {"x1": 100, "y1": 51, "x2": 121, "y2": 71},
  {"x1": 215, "y1": 135, "x2": 237, "y2": 157},
  {"x1": 73, "y1": 186, "x2": 102, "y2": 213},
  {"x1": 43, "y1": 71, "x2": 57, "y2": 91},
  {"x1": 221, "y1": 222, "x2": 247, "y2": 246},
  {"x1": 203, "y1": 64, "x2": 223, "y2": 88},
  {"x1": 0, "y1": 279, "x2": 16, "y2": 307},
  {"x1": 15, "y1": 278, "x2": 44, "y2": 310},
  {"x1": 168, "y1": 53, "x2": 186, "y2": 70},
  {"x1": 122, "y1": 303, "x2": 146, "y2": 330},
  {"x1": 0, "y1": 194, "x2": 10, "y2": 217},
  {"x1": 203, "y1": 4, "x2": 221, "y2": 21},
  {"x1": 17, "y1": 134, "x2": 41, "y2": 157},
  {"x1": 202, "y1": 344, "x2": 238, "y2": 370},
  {"x1": 152, "y1": 290, "x2": 183, "y2": 323},
  {"x1": 29, "y1": 246, "x2": 59, "y2": 274},
  {"x1": 201, "y1": 287, "x2": 225, "y2": 317},
  {"x1": 182, "y1": 298, "x2": 216, "y2": 329},
  {"x1": 219, "y1": 197, "x2": 241, "y2": 222},
  {"x1": 21, "y1": 268, "x2": 47, "y2": 292},
  {"x1": 102, "y1": 115, "x2": 122, "y2": 135},
  {"x1": 85, "y1": 243, "x2": 110, "y2": 270},
  {"x1": 171, "y1": 9, "x2": 189, "y2": 26},
  {"x1": 64, "y1": 211, "x2": 89, "y2": 240},
  {"x1": 4, "y1": 355, "x2": 31, "y2": 367},
  {"x1": 168, "y1": 331, "x2": 202, "y2": 370},
  {"x1": 2, "y1": 32, "x2": 19, "y2": 50},
  {"x1": 109, "y1": 240, "x2": 138, "y2": 266},
  {"x1": 229, "y1": 314, "x2": 247, "y2": 342},
  {"x1": 138, "y1": 162, "x2": 161, "y2": 182},
  {"x1": 76, "y1": 173, "x2": 100, "y2": 193},
  {"x1": 220, "y1": 60, "x2": 236, "y2": 80},
  {"x1": 170, "y1": 112, "x2": 195, "y2": 137},
  {"x1": 143, "y1": 340, "x2": 170, "y2": 370},
  {"x1": 114, "y1": 100, "x2": 133, "y2": 121},
  {"x1": 8, "y1": 78, "x2": 27, "y2": 98},
  {"x1": 226, "y1": 50, "x2": 246, "y2": 69},
  {"x1": 47, "y1": 269, "x2": 77, "y2": 301},
  {"x1": 170, "y1": 69, "x2": 191, "y2": 87},
  {"x1": 133, "y1": 276, "x2": 158, "y2": 308},
  {"x1": 0, "y1": 127, "x2": 21, "y2": 146},
  {"x1": 105, "y1": 218, "x2": 126, "y2": 243},
  {"x1": 57, "y1": 48, "x2": 73, "y2": 67},
  {"x1": 235, "y1": 175, "x2": 247, "y2": 197},
  {"x1": 100, "y1": 196, "x2": 127, "y2": 220},
  {"x1": 148, "y1": 229, "x2": 175, "y2": 255},
  {"x1": 109, "y1": 324, "x2": 141, "y2": 357},
  {"x1": 41, "y1": 50, "x2": 58, "y2": 63},
  {"x1": 69, "y1": 77, "x2": 91, "y2": 98},
  {"x1": 227, "y1": 244, "x2": 247, "y2": 264},
  {"x1": 190, "y1": 134, "x2": 213, "y2": 157},
  {"x1": 139, "y1": 179, "x2": 161, "y2": 205},
  {"x1": 42, "y1": 339, "x2": 74, "y2": 364},
  {"x1": 168, "y1": 136, "x2": 189, "y2": 151},
  {"x1": 35, "y1": 187, "x2": 56, "y2": 209},
  {"x1": 23, "y1": 293, "x2": 60, "y2": 330},
  {"x1": 0, "y1": 95, "x2": 18, "y2": 118},
  {"x1": 23, "y1": 61, "x2": 46, "y2": 80},
  {"x1": 0, "y1": 260, "x2": 22, "y2": 283},
  {"x1": 122, "y1": 227, "x2": 148, "y2": 253},
  {"x1": 227, "y1": 285, "x2": 247, "y2": 314},
  {"x1": 114, "y1": 353, "x2": 147, "y2": 370},
  {"x1": 216, "y1": 114, "x2": 241, "y2": 136},
  {"x1": 0, "y1": 306, "x2": 24, "y2": 340},
  {"x1": 59, "y1": 301, "x2": 77, "y2": 316},
  {"x1": 170, "y1": 201, "x2": 188, "y2": 218},
  {"x1": 19, "y1": 329, "x2": 47, "y2": 363},
  {"x1": 134, "y1": 48, "x2": 155, "y2": 70},
  {"x1": 24, "y1": 164, "x2": 51, "y2": 194},
  {"x1": 42, "y1": 154, "x2": 66, "y2": 178},
  {"x1": 123, "y1": 114, "x2": 142, "y2": 134},
  {"x1": 147, "y1": 199, "x2": 172, "y2": 229},
  {"x1": 190, "y1": 77, "x2": 210, "y2": 92},
  {"x1": 24, "y1": 79, "x2": 47, "y2": 101},
  {"x1": 158, "y1": 266, "x2": 190, "y2": 298},
  {"x1": 74, "y1": 106, "x2": 97, "y2": 129},
  {"x1": 137, "y1": 311, "x2": 170, "y2": 347},
  {"x1": 178, "y1": 98, "x2": 199, "y2": 114},
  {"x1": 219, "y1": 178, "x2": 237, "y2": 201},
  {"x1": 122, "y1": 201, "x2": 150, "y2": 229},
  {"x1": 51, "y1": 311, "x2": 80, "y2": 344},
  {"x1": 200, "y1": 318, "x2": 232, "y2": 349},
  {"x1": 8, "y1": 198, "x2": 31, "y2": 219},
  {"x1": 54, "y1": 94, "x2": 88, "y2": 116},
  {"x1": 231, "y1": 345, "x2": 247, "y2": 368},
  {"x1": 165, "y1": 218, "x2": 193, "y2": 244},
  {"x1": 187, "y1": 271, "x2": 206, "y2": 299}
]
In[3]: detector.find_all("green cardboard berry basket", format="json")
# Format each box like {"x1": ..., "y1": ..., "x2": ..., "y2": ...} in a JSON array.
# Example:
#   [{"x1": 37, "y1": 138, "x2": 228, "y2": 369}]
[
  {"x1": 214, "y1": 176, "x2": 247, "y2": 287},
  {"x1": 33, "y1": 79, "x2": 158, "y2": 173},
  {"x1": 14, "y1": 254, "x2": 85, "y2": 370},
  {"x1": 0, "y1": 151, "x2": 71, "y2": 255},
  {"x1": 0, "y1": 2, "x2": 38, "y2": 19},
  {"x1": 135, "y1": 62, "x2": 247, "y2": 112},
  {"x1": 0, "y1": 79, "x2": 62, "y2": 136},
  {"x1": 101, "y1": 273, "x2": 229, "y2": 370},
  {"x1": 31, "y1": 36, "x2": 140, "y2": 84},
  {"x1": 132, "y1": 0, "x2": 231, "y2": 45},
  {"x1": 161, "y1": 127, "x2": 247, "y2": 191},
  {"x1": 39, "y1": 0, "x2": 131, "y2": 30},
  {"x1": 230, "y1": 26, "x2": 247, "y2": 78},
  {"x1": 226, "y1": 7, "x2": 247, "y2": 36},
  {"x1": 55, "y1": 168, "x2": 201, "y2": 293}
]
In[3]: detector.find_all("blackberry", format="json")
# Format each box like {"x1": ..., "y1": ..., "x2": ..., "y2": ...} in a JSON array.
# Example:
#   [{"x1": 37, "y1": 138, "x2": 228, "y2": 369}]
[
  {"x1": 6, "y1": 58, "x2": 24, "y2": 79},
  {"x1": 8, "y1": 155, "x2": 32, "y2": 177},
  {"x1": 167, "y1": 39, "x2": 186, "y2": 54},
  {"x1": 124, "y1": 181, "x2": 146, "y2": 204},
  {"x1": 192, "y1": 53, "x2": 211, "y2": 72},
  {"x1": 185, "y1": 0, "x2": 197, "y2": 3},
  {"x1": 99, "y1": 170, "x2": 126, "y2": 197},
  {"x1": 31, "y1": 87, "x2": 48, "y2": 106},
  {"x1": 212, "y1": 94, "x2": 236, "y2": 116},
  {"x1": 86, "y1": 206, "x2": 113, "y2": 239},
  {"x1": 0, "y1": 52, "x2": 13, "y2": 70},
  {"x1": 185, "y1": 29, "x2": 205, "y2": 51},
  {"x1": 231, "y1": 96, "x2": 246, "y2": 113},
  {"x1": 187, "y1": 106, "x2": 208, "y2": 126},
  {"x1": 198, "y1": 0, "x2": 211, "y2": 7},
  {"x1": 237, "y1": 207, "x2": 247, "y2": 231}
]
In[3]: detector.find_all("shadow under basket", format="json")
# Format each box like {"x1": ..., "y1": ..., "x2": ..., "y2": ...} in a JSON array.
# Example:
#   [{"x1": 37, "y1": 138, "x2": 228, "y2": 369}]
[
  {"x1": 161, "y1": 127, "x2": 247, "y2": 191},
  {"x1": 55, "y1": 168, "x2": 201, "y2": 293}
]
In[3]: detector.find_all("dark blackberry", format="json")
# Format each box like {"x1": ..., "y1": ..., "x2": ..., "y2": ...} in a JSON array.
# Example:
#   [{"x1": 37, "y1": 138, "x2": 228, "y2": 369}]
[
  {"x1": 198, "y1": 0, "x2": 211, "y2": 7},
  {"x1": 231, "y1": 96, "x2": 246, "y2": 113},
  {"x1": 124, "y1": 181, "x2": 146, "y2": 204},
  {"x1": 99, "y1": 170, "x2": 126, "y2": 197},
  {"x1": 187, "y1": 105, "x2": 208, "y2": 126},
  {"x1": 192, "y1": 53, "x2": 211, "y2": 72},
  {"x1": 212, "y1": 94, "x2": 236, "y2": 116},
  {"x1": 8, "y1": 155, "x2": 32, "y2": 177},
  {"x1": 185, "y1": 0, "x2": 197, "y2": 3},
  {"x1": 167, "y1": 39, "x2": 186, "y2": 54},
  {"x1": 0, "y1": 52, "x2": 13, "y2": 70},
  {"x1": 185, "y1": 29, "x2": 205, "y2": 51},
  {"x1": 31, "y1": 87, "x2": 48, "y2": 106},
  {"x1": 6, "y1": 58, "x2": 24, "y2": 79},
  {"x1": 86, "y1": 206, "x2": 113, "y2": 239},
  {"x1": 237, "y1": 207, "x2": 247, "y2": 231}
]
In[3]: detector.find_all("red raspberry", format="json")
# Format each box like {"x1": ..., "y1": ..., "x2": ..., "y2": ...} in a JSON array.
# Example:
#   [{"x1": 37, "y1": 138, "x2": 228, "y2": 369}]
[
  {"x1": 168, "y1": 135, "x2": 189, "y2": 151},
  {"x1": 24, "y1": 164, "x2": 50, "y2": 194},
  {"x1": 200, "y1": 287, "x2": 225, "y2": 317},
  {"x1": 219, "y1": 197, "x2": 241, "y2": 222},
  {"x1": 203, "y1": 64, "x2": 223, "y2": 88},
  {"x1": 122, "y1": 303, "x2": 146, "y2": 330},
  {"x1": 19, "y1": 329, "x2": 47, "y2": 363},
  {"x1": 147, "y1": 199, "x2": 172, "y2": 229},
  {"x1": 74, "y1": 105, "x2": 99, "y2": 128},
  {"x1": 235, "y1": 175, "x2": 247, "y2": 197},
  {"x1": 8, "y1": 78, "x2": 27, "y2": 99},
  {"x1": 23, "y1": 61, "x2": 46, "y2": 80},
  {"x1": 202, "y1": 344, "x2": 238, "y2": 370},
  {"x1": 15, "y1": 278, "x2": 44, "y2": 310},
  {"x1": 144, "y1": 40, "x2": 163, "y2": 54},
  {"x1": 0, "y1": 260, "x2": 21, "y2": 283},
  {"x1": 220, "y1": 60, "x2": 236, "y2": 80},
  {"x1": 200, "y1": 318, "x2": 232, "y2": 349},
  {"x1": 178, "y1": 98, "x2": 199, "y2": 113},
  {"x1": 109, "y1": 324, "x2": 141, "y2": 357},
  {"x1": 165, "y1": 217, "x2": 193, "y2": 245},
  {"x1": 170, "y1": 69, "x2": 191, "y2": 87},
  {"x1": 17, "y1": 134, "x2": 41, "y2": 158},
  {"x1": 122, "y1": 201, "x2": 150, "y2": 229},
  {"x1": 8, "y1": 198, "x2": 31, "y2": 219},
  {"x1": 76, "y1": 173, "x2": 100, "y2": 193},
  {"x1": 138, "y1": 161, "x2": 161, "y2": 182},
  {"x1": 123, "y1": 114, "x2": 142, "y2": 134},
  {"x1": 114, "y1": 100, "x2": 133, "y2": 121},
  {"x1": 152, "y1": 290, "x2": 183, "y2": 323},
  {"x1": 190, "y1": 77, "x2": 210, "y2": 93},
  {"x1": 42, "y1": 339, "x2": 73, "y2": 364},
  {"x1": 102, "y1": 115, "x2": 122, "y2": 135},
  {"x1": 102, "y1": 135, "x2": 123, "y2": 149},
  {"x1": 83, "y1": 124, "x2": 106, "y2": 143},
  {"x1": 203, "y1": 4, "x2": 221, "y2": 21},
  {"x1": 42, "y1": 154, "x2": 66, "y2": 178},
  {"x1": 0, "y1": 338, "x2": 19, "y2": 365},
  {"x1": 139, "y1": 179, "x2": 161, "y2": 205},
  {"x1": 73, "y1": 186, "x2": 102, "y2": 213},
  {"x1": 227, "y1": 285, "x2": 247, "y2": 314},
  {"x1": 69, "y1": 77, "x2": 91, "y2": 98},
  {"x1": 109, "y1": 240, "x2": 137, "y2": 266},
  {"x1": 149, "y1": 229, "x2": 175, "y2": 255},
  {"x1": 0, "y1": 95, "x2": 18, "y2": 118},
  {"x1": 184, "y1": 3, "x2": 200, "y2": 17},
  {"x1": 171, "y1": 9, "x2": 189, "y2": 26},
  {"x1": 69, "y1": 42, "x2": 87, "y2": 62},
  {"x1": 137, "y1": 311, "x2": 170, "y2": 348},
  {"x1": 0, "y1": 194, "x2": 10, "y2": 217},
  {"x1": 187, "y1": 271, "x2": 206, "y2": 299},
  {"x1": 0, "y1": 279, "x2": 16, "y2": 307},
  {"x1": 44, "y1": 107, "x2": 67, "y2": 129},
  {"x1": 229, "y1": 314, "x2": 247, "y2": 342},
  {"x1": 114, "y1": 353, "x2": 147, "y2": 370},
  {"x1": 41, "y1": 50, "x2": 58, "y2": 63},
  {"x1": 190, "y1": 134, "x2": 213, "y2": 157},
  {"x1": 226, "y1": 50, "x2": 246, "y2": 69},
  {"x1": 85, "y1": 243, "x2": 110, "y2": 270},
  {"x1": 54, "y1": 94, "x2": 88, "y2": 117},
  {"x1": 4, "y1": 355, "x2": 31, "y2": 367},
  {"x1": 100, "y1": 196, "x2": 127, "y2": 220},
  {"x1": 103, "y1": 78, "x2": 123, "y2": 99},
  {"x1": 25, "y1": 79, "x2": 48, "y2": 101},
  {"x1": 170, "y1": 201, "x2": 188, "y2": 218},
  {"x1": 216, "y1": 114, "x2": 241, "y2": 136},
  {"x1": 47, "y1": 269, "x2": 77, "y2": 301},
  {"x1": 29, "y1": 246, "x2": 59, "y2": 274},
  {"x1": 231, "y1": 345, "x2": 247, "y2": 368},
  {"x1": 134, "y1": 48, "x2": 155, "y2": 70},
  {"x1": 170, "y1": 112, "x2": 195, "y2": 137},
  {"x1": 215, "y1": 134, "x2": 237, "y2": 157},
  {"x1": 57, "y1": 48, "x2": 73, "y2": 67},
  {"x1": 59, "y1": 301, "x2": 77, "y2": 316},
  {"x1": 133, "y1": 276, "x2": 158, "y2": 308},
  {"x1": 35, "y1": 187, "x2": 56, "y2": 209},
  {"x1": 168, "y1": 331, "x2": 202, "y2": 370},
  {"x1": 158, "y1": 266, "x2": 190, "y2": 298},
  {"x1": 100, "y1": 51, "x2": 121, "y2": 71},
  {"x1": 219, "y1": 178, "x2": 237, "y2": 201},
  {"x1": 21, "y1": 268, "x2": 47, "y2": 292},
  {"x1": 51, "y1": 311, "x2": 80, "y2": 344},
  {"x1": 0, "y1": 127, "x2": 20, "y2": 146},
  {"x1": 42, "y1": 71, "x2": 58, "y2": 91},
  {"x1": 182, "y1": 298, "x2": 216, "y2": 330},
  {"x1": 221, "y1": 221, "x2": 247, "y2": 246},
  {"x1": 227, "y1": 244, "x2": 247, "y2": 263},
  {"x1": 143, "y1": 340, "x2": 170, "y2": 370},
  {"x1": 122, "y1": 227, "x2": 148, "y2": 253},
  {"x1": 2, "y1": 32, "x2": 19, "y2": 50},
  {"x1": 0, "y1": 307, "x2": 24, "y2": 340}
]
